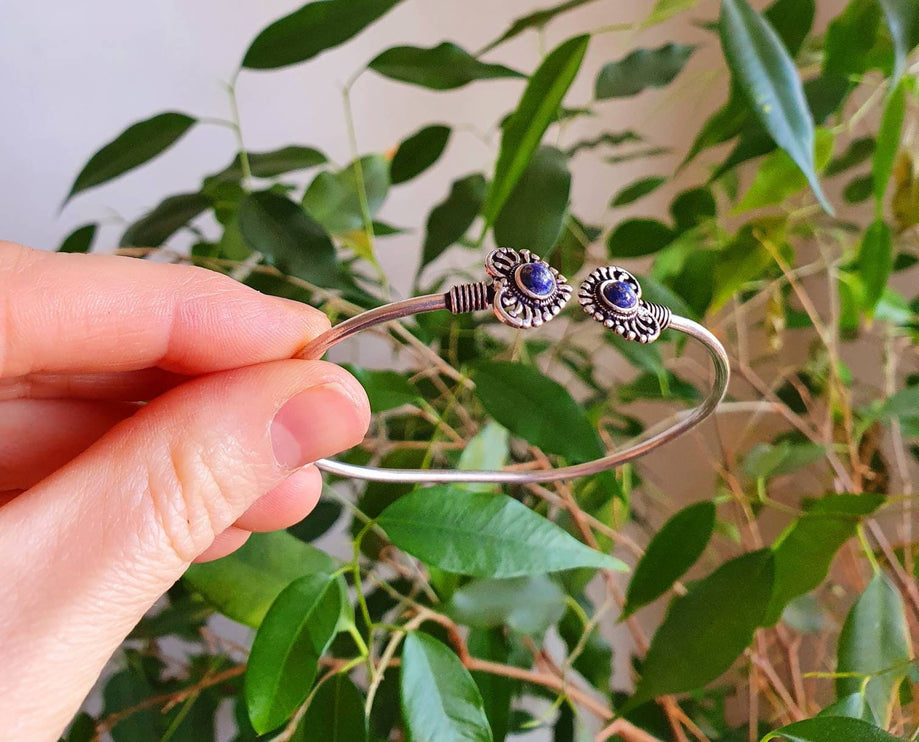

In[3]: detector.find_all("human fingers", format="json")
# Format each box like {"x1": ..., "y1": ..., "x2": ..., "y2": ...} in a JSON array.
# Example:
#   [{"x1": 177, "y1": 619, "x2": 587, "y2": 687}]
[
  {"x1": 0, "y1": 398, "x2": 138, "y2": 490},
  {"x1": 193, "y1": 525, "x2": 252, "y2": 562},
  {"x1": 233, "y1": 465, "x2": 324, "y2": 533},
  {"x1": 0, "y1": 359, "x2": 369, "y2": 740},
  {"x1": 0, "y1": 368, "x2": 187, "y2": 402},
  {"x1": 0, "y1": 241, "x2": 330, "y2": 378}
]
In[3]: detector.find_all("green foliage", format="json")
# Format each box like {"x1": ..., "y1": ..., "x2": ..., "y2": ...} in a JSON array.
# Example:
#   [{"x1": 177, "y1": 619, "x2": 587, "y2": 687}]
[
  {"x1": 183, "y1": 531, "x2": 336, "y2": 627},
  {"x1": 390, "y1": 124, "x2": 451, "y2": 184},
  {"x1": 761, "y1": 716, "x2": 903, "y2": 741},
  {"x1": 493, "y1": 145, "x2": 571, "y2": 254},
  {"x1": 630, "y1": 550, "x2": 776, "y2": 707},
  {"x1": 242, "y1": 0, "x2": 404, "y2": 69},
  {"x1": 483, "y1": 34, "x2": 589, "y2": 228},
  {"x1": 65, "y1": 0, "x2": 919, "y2": 738},
  {"x1": 66, "y1": 112, "x2": 195, "y2": 202},
  {"x1": 836, "y1": 572, "x2": 913, "y2": 725},
  {"x1": 245, "y1": 575, "x2": 343, "y2": 732},
  {"x1": 622, "y1": 501, "x2": 715, "y2": 618},
  {"x1": 719, "y1": 0, "x2": 832, "y2": 213},
  {"x1": 376, "y1": 487, "x2": 625, "y2": 577},
  {"x1": 368, "y1": 43, "x2": 523, "y2": 89},
  {"x1": 400, "y1": 632, "x2": 493, "y2": 742},
  {"x1": 595, "y1": 43, "x2": 695, "y2": 99},
  {"x1": 58, "y1": 224, "x2": 96, "y2": 253},
  {"x1": 473, "y1": 360, "x2": 602, "y2": 461},
  {"x1": 238, "y1": 190, "x2": 338, "y2": 286}
]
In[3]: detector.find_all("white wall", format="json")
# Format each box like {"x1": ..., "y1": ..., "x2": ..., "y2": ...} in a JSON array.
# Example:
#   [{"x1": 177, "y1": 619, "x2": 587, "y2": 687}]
[
  {"x1": 1, "y1": 0, "x2": 723, "y2": 272},
  {"x1": 1, "y1": 1, "x2": 731, "y2": 739}
]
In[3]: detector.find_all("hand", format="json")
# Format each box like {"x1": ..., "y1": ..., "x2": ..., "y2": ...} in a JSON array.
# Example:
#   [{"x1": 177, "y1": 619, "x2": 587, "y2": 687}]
[{"x1": 0, "y1": 242, "x2": 370, "y2": 740}]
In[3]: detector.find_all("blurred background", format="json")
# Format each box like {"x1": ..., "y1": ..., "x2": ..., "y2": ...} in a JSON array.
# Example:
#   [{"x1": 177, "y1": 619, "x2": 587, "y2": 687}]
[{"x1": 6, "y1": 1, "x2": 907, "y2": 740}]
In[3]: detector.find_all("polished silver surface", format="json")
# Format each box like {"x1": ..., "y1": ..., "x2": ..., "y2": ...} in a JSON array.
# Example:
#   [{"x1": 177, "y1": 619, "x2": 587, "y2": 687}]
[{"x1": 303, "y1": 293, "x2": 730, "y2": 484}]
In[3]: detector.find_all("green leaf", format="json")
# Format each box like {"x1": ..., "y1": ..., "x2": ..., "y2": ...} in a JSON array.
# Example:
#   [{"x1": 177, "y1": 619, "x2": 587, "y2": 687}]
[
  {"x1": 824, "y1": 0, "x2": 886, "y2": 77},
  {"x1": 819, "y1": 692, "x2": 879, "y2": 724},
  {"x1": 595, "y1": 44, "x2": 695, "y2": 99},
  {"x1": 873, "y1": 80, "x2": 907, "y2": 216},
  {"x1": 287, "y1": 498, "x2": 342, "y2": 543},
  {"x1": 468, "y1": 629, "x2": 512, "y2": 742},
  {"x1": 493, "y1": 146, "x2": 571, "y2": 254},
  {"x1": 711, "y1": 217, "x2": 787, "y2": 313},
  {"x1": 120, "y1": 192, "x2": 211, "y2": 247},
  {"x1": 473, "y1": 361, "x2": 602, "y2": 461},
  {"x1": 103, "y1": 670, "x2": 163, "y2": 742},
  {"x1": 59, "y1": 224, "x2": 96, "y2": 253},
  {"x1": 63, "y1": 713, "x2": 96, "y2": 742},
  {"x1": 565, "y1": 130, "x2": 642, "y2": 156},
  {"x1": 622, "y1": 501, "x2": 716, "y2": 618},
  {"x1": 670, "y1": 188, "x2": 717, "y2": 231},
  {"x1": 238, "y1": 191, "x2": 338, "y2": 287},
  {"x1": 377, "y1": 487, "x2": 625, "y2": 577},
  {"x1": 66, "y1": 112, "x2": 195, "y2": 202},
  {"x1": 183, "y1": 531, "x2": 336, "y2": 627},
  {"x1": 826, "y1": 137, "x2": 875, "y2": 176},
  {"x1": 606, "y1": 333, "x2": 664, "y2": 375},
  {"x1": 735, "y1": 128, "x2": 834, "y2": 213},
  {"x1": 205, "y1": 146, "x2": 327, "y2": 189},
  {"x1": 400, "y1": 632, "x2": 493, "y2": 742},
  {"x1": 482, "y1": 0, "x2": 599, "y2": 52},
  {"x1": 877, "y1": 0, "x2": 919, "y2": 85},
  {"x1": 421, "y1": 173, "x2": 487, "y2": 269},
  {"x1": 242, "y1": 0, "x2": 404, "y2": 69},
  {"x1": 448, "y1": 576, "x2": 566, "y2": 637},
  {"x1": 611, "y1": 176, "x2": 667, "y2": 207},
  {"x1": 293, "y1": 675, "x2": 367, "y2": 742},
  {"x1": 391, "y1": 125, "x2": 451, "y2": 184},
  {"x1": 682, "y1": 94, "x2": 749, "y2": 167},
  {"x1": 845, "y1": 175, "x2": 875, "y2": 204},
  {"x1": 458, "y1": 422, "x2": 510, "y2": 492},
  {"x1": 761, "y1": 716, "x2": 902, "y2": 742},
  {"x1": 246, "y1": 574, "x2": 342, "y2": 733},
  {"x1": 302, "y1": 155, "x2": 390, "y2": 234},
  {"x1": 342, "y1": 365, "x2": 419, "y2": 413},
  {"x1": 837, "y1": 572, "x2": 913, "y2": 725},
  {"x1": 483, "y1": 35, "x2": 589, "y2": 228},
  {"x1": 761, "y1": 0, "x2": 816, "y2": 59},
  {"x1": 549, "y1": 215, "x2": 599, "y2": 276},
  {"x1": 630, "y1": 549, "x2": 775, "y2": 707},
  {"x1": 643, "y1": 0, "x2": 701, "y2": 27},
  {"x1": 764, "y1": 494, "x2": 885, "y2": 626},
  {"x1": 859, "y1": 220, "x2": 894, "y2": 314},
  {"x1": 368, "y1": 43, "x2": 523, "y2": 90},
  {"x1": 877, "y1": 385, "x2": 919, "y2": 420},
  {"x1": 743, "y1": 441, "x2": 826, "y2": 479},
  {"x1": 607, "y1": 219, "x2": 675, "y2": 258},
  {"x1": 719, "y1": 0, "x2": 833, "y2": 215}
]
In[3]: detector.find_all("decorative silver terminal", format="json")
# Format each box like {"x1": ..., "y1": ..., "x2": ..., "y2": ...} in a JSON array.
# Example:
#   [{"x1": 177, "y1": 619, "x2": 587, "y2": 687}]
[
  {"x1": 579, "y1": 265, "x2": 671, "y2": 343},
  {"x1": 485, "y1": 248, "x2": 572, "y2": 329}
]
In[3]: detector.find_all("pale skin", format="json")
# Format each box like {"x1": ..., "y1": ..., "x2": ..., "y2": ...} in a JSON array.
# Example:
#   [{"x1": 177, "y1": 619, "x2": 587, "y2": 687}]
[{"x1": 0, "y1": 241, "x2": 371, "y2": 741}]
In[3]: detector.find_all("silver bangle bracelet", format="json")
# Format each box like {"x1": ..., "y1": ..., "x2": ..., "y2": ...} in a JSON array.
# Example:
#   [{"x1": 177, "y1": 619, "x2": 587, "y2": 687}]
[{"x1": 298, "y1": 248, "x2": 730, "y2": 484}]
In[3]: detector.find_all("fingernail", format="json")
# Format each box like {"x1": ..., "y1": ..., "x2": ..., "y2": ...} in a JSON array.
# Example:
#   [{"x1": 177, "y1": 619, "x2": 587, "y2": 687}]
[{"x1": 271, "y1": 383, "x2": 366, "y2": 469}]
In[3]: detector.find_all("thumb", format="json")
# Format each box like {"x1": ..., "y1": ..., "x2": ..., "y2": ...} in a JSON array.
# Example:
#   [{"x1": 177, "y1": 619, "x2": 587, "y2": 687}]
[{"x1": 0, "y1": 359, "x2": 369, "y2": 740}]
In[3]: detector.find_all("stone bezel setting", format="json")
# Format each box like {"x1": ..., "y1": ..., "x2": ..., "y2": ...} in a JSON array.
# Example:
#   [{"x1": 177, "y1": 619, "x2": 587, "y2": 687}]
[
  {"x1": 485, "y1": 248, "x2": 572, "y2": 329},
  {"x1": 579, "y1": 265, "x2": 671, "y2": 344}
]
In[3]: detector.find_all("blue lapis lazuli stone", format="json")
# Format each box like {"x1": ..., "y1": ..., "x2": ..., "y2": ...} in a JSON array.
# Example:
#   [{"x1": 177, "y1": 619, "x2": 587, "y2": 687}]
[
  {"x1": 602, "y1": 280, "x2": 638, "y2": 310},
  {"x1": 516, "y1": 262, "x2": 555, "y2": 296}
]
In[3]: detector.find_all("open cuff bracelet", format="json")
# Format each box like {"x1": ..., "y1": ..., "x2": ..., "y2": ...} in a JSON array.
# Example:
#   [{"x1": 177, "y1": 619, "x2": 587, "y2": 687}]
[{"x1": 297, "y1": 248, "x2": 729, "y2": 484}]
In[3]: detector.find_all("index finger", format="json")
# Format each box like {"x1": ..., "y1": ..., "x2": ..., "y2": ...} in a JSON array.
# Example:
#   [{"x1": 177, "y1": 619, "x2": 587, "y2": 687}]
[{"x1": 0, "y1": 242, "x2": 330, "y2": 377}]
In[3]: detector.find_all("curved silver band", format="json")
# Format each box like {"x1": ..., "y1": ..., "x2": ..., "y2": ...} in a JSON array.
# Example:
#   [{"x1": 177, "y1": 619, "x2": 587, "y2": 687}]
[{"x1": 300, "y1": 290, "x2": 729, "y2": 484}]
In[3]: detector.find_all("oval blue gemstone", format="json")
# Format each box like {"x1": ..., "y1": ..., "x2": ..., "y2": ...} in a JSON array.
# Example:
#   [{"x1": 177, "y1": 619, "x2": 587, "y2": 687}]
[
  {"x1": 602, "y1": 280, "x2": 638, "y2": 310},
  {"x1": 516, "y1": 262, "x2": 555, "y2": 297}
]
